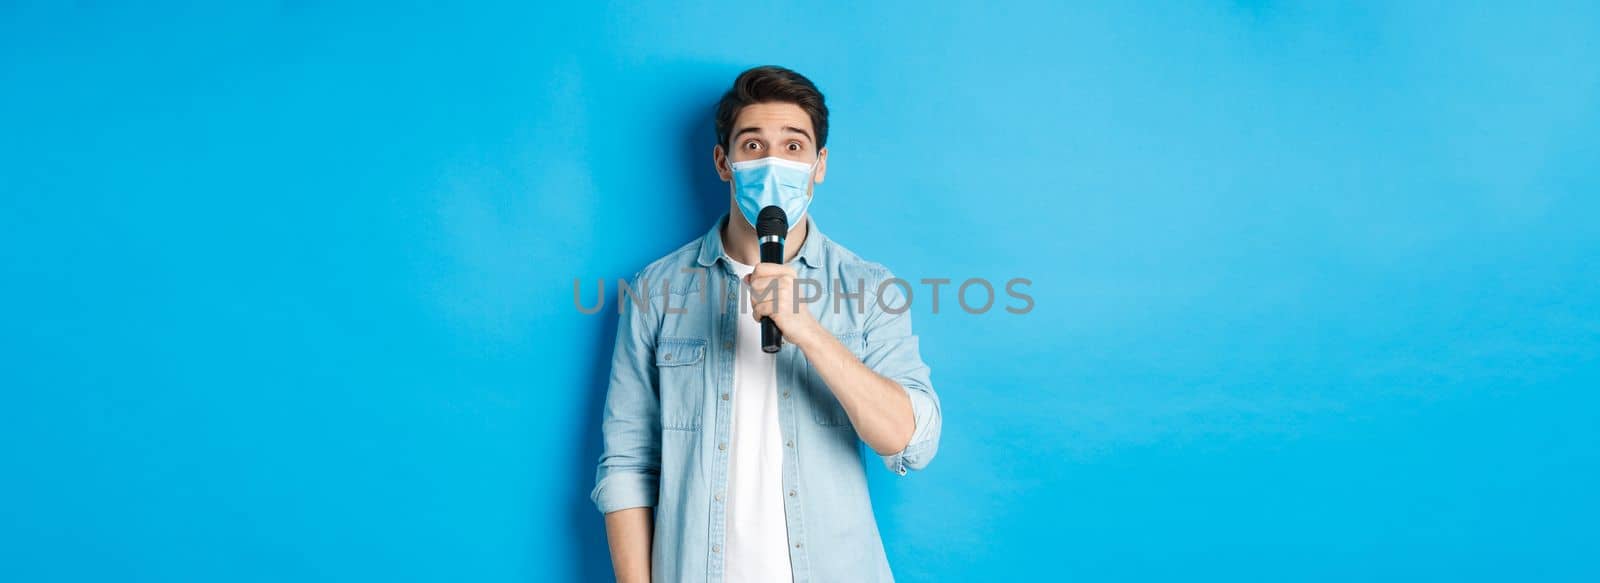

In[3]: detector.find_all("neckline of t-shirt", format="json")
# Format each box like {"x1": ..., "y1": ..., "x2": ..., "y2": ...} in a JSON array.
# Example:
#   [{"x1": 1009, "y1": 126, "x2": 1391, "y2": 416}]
[{"x1": 722, "y1": 254, "x2": 754, "y2": 274}]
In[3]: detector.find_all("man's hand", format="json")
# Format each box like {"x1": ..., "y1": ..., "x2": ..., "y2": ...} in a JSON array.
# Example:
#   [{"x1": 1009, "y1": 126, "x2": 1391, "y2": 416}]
[
  {"x1": 746, "y1": 263, "x2": 825, "y2": 347},
  {"x1": 746, "y1": 263, "x2": 919, "y2": 456},
  {"x1": 748, "y1": 263, "x2": 917, "y2": 455}
]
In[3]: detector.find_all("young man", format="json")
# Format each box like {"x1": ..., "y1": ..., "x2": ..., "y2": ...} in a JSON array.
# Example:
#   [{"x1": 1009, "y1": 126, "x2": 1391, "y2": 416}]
[{"x1": 591, "y1": 66, "x2": 942, "y2": 583}]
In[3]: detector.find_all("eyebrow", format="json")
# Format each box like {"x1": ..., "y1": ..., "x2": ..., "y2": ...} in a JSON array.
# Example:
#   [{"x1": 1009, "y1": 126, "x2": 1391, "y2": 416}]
[
  {"x1": 781, "y1": 126, "x2": 813, "y2": 141},
  {"x1": 732, "y1": 125, "x2": 814, "y2": 142}
]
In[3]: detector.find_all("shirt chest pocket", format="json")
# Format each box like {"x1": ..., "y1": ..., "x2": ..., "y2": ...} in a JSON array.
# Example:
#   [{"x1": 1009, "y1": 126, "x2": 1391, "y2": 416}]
[
  {"x1": 656, "y1": 337, "x2": 706, "y2": 431},
  {"x1": 800, "y1": 332, "x2": 868, "y2": 427}
]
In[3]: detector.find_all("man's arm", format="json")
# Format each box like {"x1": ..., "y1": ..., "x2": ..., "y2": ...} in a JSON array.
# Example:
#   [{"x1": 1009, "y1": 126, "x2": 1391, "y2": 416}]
[
  {"x1": 748, "y1": 264, "x2": 942, "y2": 470},
  {"x1": 590, "y1": 273, "x2": 662, "y2": 578},
  {"x1": 605, "y1": 507, "x2": 653, "y2": 583},
  {"x1": 790, "y1": 328, "x2": 914, "y2": 455}
]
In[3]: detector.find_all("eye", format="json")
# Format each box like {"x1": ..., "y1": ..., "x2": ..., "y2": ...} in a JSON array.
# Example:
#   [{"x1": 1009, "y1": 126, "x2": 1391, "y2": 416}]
[
  {"x1": 786, "y1": 141, "x2": 802, "y2": 152},
  {"x1": 743, "y1": 140, "x2": 762, "y2": 151}
]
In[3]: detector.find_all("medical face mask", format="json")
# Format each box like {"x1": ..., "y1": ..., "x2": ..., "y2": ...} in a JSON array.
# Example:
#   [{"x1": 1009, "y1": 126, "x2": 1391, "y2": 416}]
[{"x1": 729, "y1": 155, "x2": 819, "y2": 230}]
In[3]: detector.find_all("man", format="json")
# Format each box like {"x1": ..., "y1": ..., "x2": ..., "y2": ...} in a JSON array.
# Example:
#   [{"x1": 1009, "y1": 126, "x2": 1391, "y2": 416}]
[{"x1": 591, "y1": 65, "x2": 942, "y2": 583}]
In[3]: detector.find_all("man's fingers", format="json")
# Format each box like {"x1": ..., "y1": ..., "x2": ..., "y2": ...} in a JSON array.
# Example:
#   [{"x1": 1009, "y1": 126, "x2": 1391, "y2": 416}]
[
  {"x1": 747, "y1": 268, "x2": 801, "y2": 323},
  {"x1": 747, "y1": 276, "x2": 789, "y2": 298},
  {"x1": 750, "y1": 299, "x2": 774, "y2": 321}
]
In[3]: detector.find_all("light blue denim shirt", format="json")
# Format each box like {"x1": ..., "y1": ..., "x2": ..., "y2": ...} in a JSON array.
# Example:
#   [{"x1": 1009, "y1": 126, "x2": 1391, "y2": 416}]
[{"x1": 591, "y1": 215, "x2": 942, "y2": 583}]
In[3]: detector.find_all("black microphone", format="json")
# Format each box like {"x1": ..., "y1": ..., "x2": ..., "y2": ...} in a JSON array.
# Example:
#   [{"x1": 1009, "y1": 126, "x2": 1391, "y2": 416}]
[{"x1": 756, "y1": 206, "x2": 788, "y2": 354}]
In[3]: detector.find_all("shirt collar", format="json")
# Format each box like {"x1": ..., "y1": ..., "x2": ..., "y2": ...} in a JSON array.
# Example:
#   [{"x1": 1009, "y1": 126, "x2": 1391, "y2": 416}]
[{"x1": 696, "y1": 213, "x2": 827, "y2": 269}]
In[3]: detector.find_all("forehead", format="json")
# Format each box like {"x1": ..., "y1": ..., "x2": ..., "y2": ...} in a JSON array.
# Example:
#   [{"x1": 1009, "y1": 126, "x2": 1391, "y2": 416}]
[{"x1": 733, "y1": 102, "x2": 814, "y2": 136}]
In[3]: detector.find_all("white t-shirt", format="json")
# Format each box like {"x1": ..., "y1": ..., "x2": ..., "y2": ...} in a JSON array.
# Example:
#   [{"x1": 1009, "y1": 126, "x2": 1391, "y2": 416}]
[{"x1": 722, "y1": 256, "x2": 793, "y2": 582}]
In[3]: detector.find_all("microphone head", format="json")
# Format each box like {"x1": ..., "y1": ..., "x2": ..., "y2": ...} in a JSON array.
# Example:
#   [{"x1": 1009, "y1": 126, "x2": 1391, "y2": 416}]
[{"x1": 756, "y1": 206, "x2": 788, "y2": 238}]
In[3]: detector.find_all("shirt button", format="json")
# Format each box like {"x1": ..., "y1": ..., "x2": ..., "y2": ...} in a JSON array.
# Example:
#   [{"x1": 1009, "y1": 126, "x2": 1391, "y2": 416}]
[
  {"x1": 721, "y1": 393, "x2": 729, "y2": 401},
  {"x1": 781, "y1": 391, "x2": 790, "y2": 399},
  {"x1": 788, "y1": 490, "x2": 796, "y2": 497},
  {"x1": 712, "y1": 544, "x2": 721, "y2": 553},
  {"x1": 724, "y1": 341, "x2": 733, "y2": 350},
  {"x1": 714, "y1": 492, "x2": 724, "y2": 501},
  {"x1": 785, "y1": 440, "x2": 793, "y2": 448},
  {"x1": 663, "y1": 353, "x2": 673, "y2": 361},
  {"x1": 794, "y1": 543, "x2": 803, "y2": 549},
  {"x1": 718, "y1": 442, "x2": 727, "y2": 451}
]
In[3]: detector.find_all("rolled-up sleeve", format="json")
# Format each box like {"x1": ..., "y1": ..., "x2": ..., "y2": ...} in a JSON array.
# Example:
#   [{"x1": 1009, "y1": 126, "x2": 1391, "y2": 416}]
[
  {"x1": 860, "y1": 272, "x2": 942, "y2": 475},
  {"x1": 589, "y1": 274, "x2": 662, "y2": 513}
]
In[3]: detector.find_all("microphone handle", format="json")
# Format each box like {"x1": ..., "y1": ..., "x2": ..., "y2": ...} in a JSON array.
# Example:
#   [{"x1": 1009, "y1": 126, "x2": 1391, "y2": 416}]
[{"x1": 759, "y1": 238, "x2": 784, "y2": 353}]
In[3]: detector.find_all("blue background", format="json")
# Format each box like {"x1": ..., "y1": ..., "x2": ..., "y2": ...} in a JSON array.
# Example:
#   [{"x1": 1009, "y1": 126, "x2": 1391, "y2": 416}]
[{"x1": 3, "y1": 1, "x2": 1597, "y2": 581}]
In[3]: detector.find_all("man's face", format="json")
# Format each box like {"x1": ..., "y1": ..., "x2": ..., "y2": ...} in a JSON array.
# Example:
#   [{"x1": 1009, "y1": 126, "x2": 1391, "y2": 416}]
[{"x1": 715, "y1": 102, "x2": 828, "y2": 195}]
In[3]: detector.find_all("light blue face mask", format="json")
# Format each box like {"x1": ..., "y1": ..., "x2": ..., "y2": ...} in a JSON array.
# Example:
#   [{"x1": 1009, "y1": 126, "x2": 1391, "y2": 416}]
[{"x1": 730, "y1": 156, "x2": 819, "y2": 229}]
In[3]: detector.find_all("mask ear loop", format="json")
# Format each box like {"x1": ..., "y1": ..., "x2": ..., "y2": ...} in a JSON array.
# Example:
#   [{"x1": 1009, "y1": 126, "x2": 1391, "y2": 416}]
[{"x1": 804, "y1": 153, "x2": 822, "y2": 198}]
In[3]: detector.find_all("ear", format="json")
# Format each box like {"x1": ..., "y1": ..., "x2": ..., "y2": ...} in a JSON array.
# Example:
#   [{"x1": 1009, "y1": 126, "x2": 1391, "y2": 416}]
[
  {"x1": 813, "y1": 146, "x2": 828, "y2": 185},
  {"x1": 713, "y1": 144, "x2": 731, "y2": 182}
]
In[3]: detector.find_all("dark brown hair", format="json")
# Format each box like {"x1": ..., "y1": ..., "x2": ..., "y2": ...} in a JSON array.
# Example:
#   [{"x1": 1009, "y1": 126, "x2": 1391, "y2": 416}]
[{"x1": 714, "y1": 66, "x2": 829, "y2": 151}]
